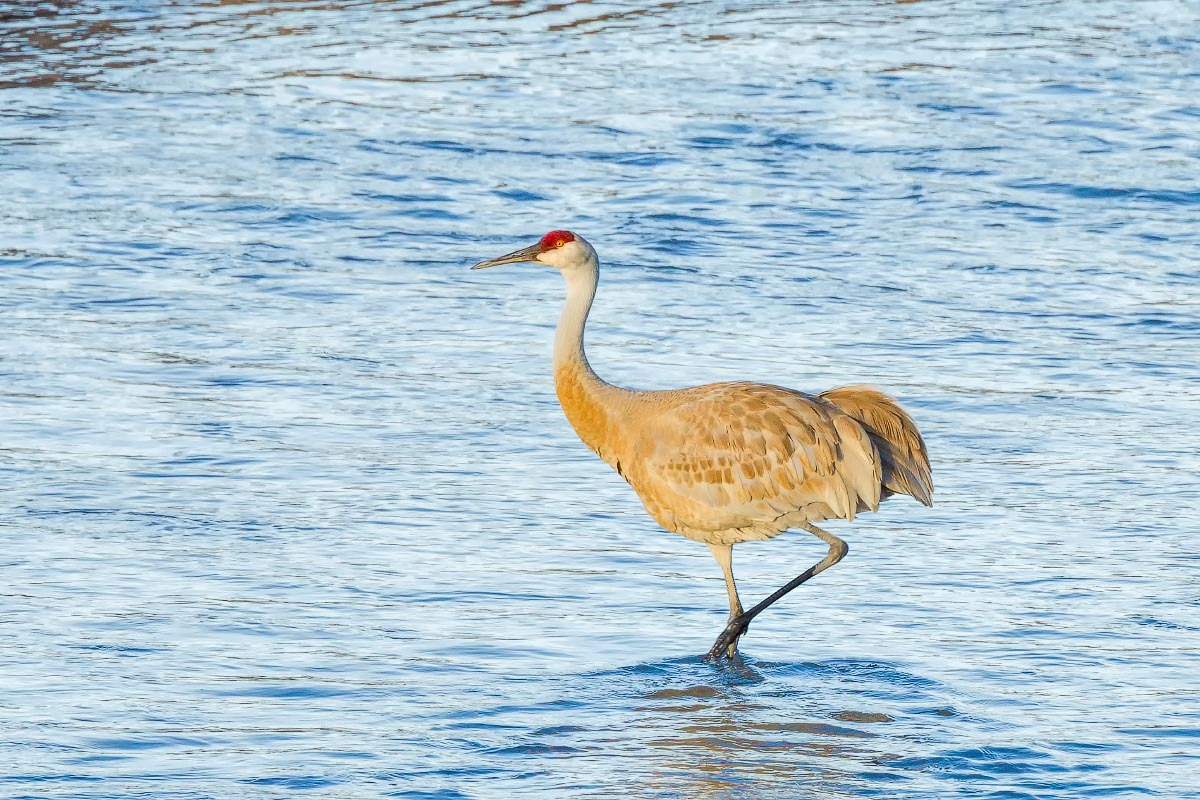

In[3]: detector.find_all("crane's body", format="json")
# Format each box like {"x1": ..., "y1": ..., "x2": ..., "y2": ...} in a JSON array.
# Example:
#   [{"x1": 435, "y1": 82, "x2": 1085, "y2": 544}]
[{"x1": 473, "y1": 231, "x2": 932, "y2": 660}]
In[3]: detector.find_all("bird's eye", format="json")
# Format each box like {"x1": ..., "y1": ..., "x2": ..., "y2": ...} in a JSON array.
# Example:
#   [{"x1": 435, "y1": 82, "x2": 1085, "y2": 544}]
[{"x1": 555, "y1": 239, "x2": 565, "y2": 248}]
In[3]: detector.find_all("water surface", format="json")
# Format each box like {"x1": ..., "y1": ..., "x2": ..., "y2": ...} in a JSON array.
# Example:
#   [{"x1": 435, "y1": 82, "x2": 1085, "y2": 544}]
[{"x1": 3, "y1": 1, "x2": 1199, "y2": 797}]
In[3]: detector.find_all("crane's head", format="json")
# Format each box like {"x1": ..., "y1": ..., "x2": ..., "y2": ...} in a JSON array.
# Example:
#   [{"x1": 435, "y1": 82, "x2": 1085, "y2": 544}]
[{"x1": 470, "y1": 230, "x2": 596, "y2": 273}]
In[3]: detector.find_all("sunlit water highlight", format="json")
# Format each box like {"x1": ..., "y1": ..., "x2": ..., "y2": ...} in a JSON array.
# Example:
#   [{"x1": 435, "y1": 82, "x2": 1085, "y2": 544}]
[{"x1": 2, "y1": 1, "x2": 1199, "y2": 797}]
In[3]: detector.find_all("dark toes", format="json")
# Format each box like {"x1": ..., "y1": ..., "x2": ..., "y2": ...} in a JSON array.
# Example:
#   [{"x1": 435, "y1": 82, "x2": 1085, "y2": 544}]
[{"x1": 705, "y1": 619, "x2": 747, "y2": 661}]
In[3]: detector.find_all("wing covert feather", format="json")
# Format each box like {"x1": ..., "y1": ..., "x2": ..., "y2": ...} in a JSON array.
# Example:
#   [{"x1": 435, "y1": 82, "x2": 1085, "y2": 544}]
[{"x1": 628, "y1": 383, "x2": 884, "y2": 535}]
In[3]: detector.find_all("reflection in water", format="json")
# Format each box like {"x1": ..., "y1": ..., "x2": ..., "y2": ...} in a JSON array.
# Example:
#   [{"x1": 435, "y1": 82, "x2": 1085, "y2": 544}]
[
  {"x1": 1, "y1": 8, "x2": 144, "y2": 89},
  {"x1": 533, "y1": 657, "x2": 961, "y2": 798}
]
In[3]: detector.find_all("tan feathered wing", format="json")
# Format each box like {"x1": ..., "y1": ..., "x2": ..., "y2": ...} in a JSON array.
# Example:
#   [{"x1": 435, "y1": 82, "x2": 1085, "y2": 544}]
[
  {"x1": 818, "y1": 385, "x2": 933, "y2": 507},
  {"x1": 623, "y1": 382, "x2": 885, "y2": 544}
]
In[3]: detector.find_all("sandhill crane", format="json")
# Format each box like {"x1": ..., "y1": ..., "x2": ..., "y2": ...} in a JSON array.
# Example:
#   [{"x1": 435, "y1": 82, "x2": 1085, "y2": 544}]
[{"x1": 472, "y1": 231, "x2": 932, "y2": 661}]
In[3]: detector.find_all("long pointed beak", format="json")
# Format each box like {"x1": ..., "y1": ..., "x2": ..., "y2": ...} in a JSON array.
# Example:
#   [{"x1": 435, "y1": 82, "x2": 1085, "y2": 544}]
[{"x1": 470, "y1": 243, "x2": 542, "y2": 270}]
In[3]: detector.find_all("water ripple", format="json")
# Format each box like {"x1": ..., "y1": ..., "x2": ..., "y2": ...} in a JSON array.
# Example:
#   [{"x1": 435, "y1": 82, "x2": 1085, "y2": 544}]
[{"x1": 3, "y1": 1, "x2": 1199, "y2": 798}]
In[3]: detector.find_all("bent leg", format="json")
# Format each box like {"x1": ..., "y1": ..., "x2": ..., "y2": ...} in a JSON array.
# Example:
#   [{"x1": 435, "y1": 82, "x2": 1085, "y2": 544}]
[{"x1": 706, "y1": 523, "x2": 848, "y2": 662}]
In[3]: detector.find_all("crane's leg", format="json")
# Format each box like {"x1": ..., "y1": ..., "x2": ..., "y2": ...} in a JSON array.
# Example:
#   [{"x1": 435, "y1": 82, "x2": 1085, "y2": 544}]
[
  {"x1": 707, "y1": 543, "x2": 744, "y2": 658},
  {"x1": 705, "y1": 523, "x2": 848, "y2": 662}
]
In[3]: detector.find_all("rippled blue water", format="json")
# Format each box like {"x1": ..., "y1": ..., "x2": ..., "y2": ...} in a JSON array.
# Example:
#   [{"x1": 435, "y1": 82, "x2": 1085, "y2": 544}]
[{"x1": 3, "y1": 1, "x2": 1199, "y2": 797}]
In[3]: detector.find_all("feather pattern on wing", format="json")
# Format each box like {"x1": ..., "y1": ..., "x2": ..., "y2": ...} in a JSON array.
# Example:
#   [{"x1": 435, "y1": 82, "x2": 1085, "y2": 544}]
[{"x1": 614, "y1": 382, "x2": 894, "y2": 544}]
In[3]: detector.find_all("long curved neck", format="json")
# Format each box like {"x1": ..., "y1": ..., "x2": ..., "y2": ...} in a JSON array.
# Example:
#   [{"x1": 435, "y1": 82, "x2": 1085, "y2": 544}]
[
  {"x1": 553, "y1": 262, "x2": 626, "y2": 464},
  {"x1": 553, "y1": 263, "x2": 600, "y2": 373}
]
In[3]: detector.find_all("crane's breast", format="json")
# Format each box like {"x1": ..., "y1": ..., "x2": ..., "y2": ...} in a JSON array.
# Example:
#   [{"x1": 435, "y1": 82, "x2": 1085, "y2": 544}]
[{"x1": 554, "y1": 360, "x2": 630, "y2": 472}]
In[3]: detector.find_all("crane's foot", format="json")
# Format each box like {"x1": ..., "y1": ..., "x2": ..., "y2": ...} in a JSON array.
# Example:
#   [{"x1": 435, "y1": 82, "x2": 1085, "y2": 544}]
[{"x1": 705, "y1": 617, "x2": 750, "y2": 662}]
